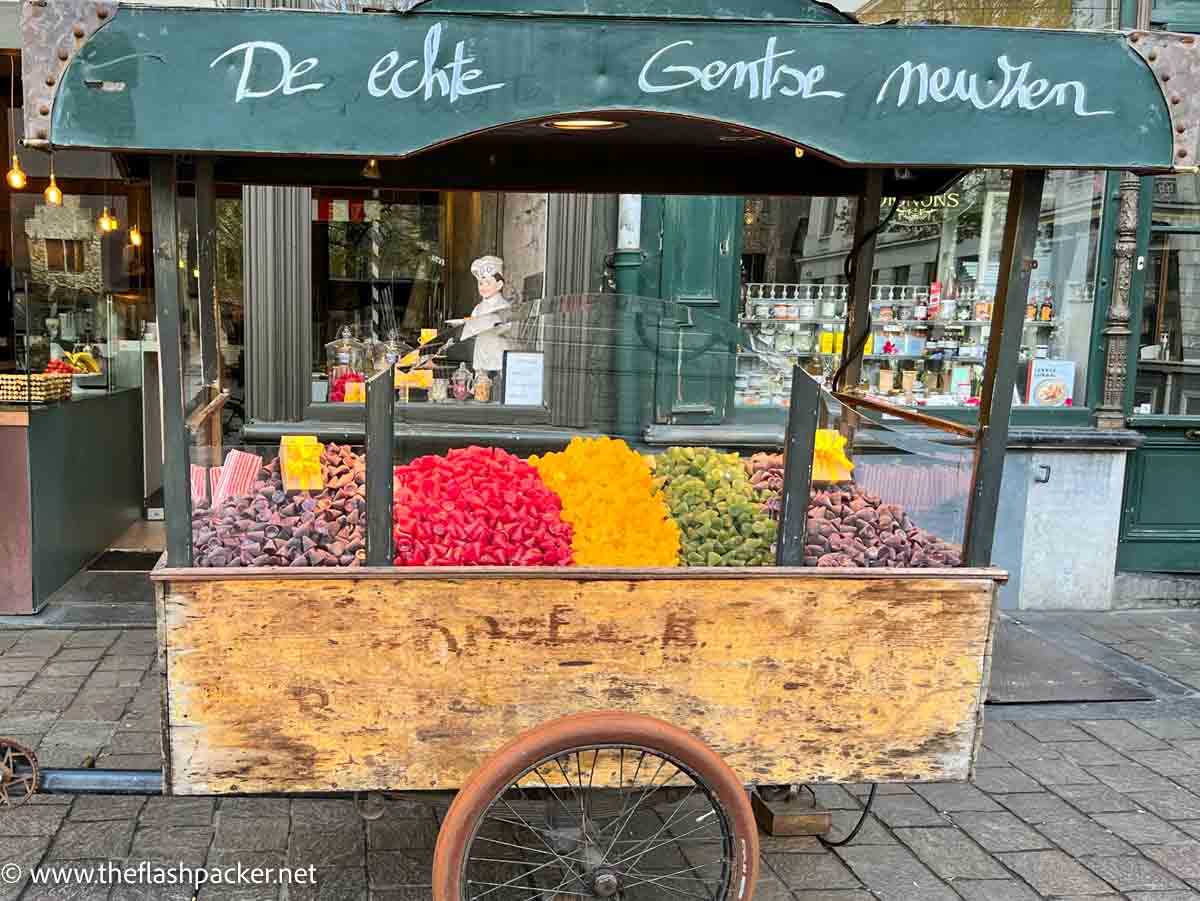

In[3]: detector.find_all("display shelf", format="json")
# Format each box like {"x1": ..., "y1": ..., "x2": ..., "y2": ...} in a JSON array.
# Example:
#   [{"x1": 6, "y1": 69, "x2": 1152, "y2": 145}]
[
  {"x1": 739, "y1": 317, "x2": 1057, "y2": 328},
  {"x1": 736, "y1": 352, "x2": 989, "y2": 363}
]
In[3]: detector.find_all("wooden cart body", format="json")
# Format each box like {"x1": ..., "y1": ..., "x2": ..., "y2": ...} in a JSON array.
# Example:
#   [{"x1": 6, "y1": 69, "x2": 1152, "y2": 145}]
[{"x1": 154, "y1": 567, "x2": 1001, "y2": 795}]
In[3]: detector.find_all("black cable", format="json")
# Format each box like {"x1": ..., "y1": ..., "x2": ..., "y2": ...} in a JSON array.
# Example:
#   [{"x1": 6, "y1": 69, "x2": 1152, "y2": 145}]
[
  {"x1": 831, "y1": 197, "x2": 901, "y2": 392},
  {"x1": 818, "y1": 783, "x2": 878, "y2": 848}
]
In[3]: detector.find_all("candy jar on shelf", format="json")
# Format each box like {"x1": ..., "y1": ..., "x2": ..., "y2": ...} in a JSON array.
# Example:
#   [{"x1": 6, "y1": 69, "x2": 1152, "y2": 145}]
[
  {"x1": 325, "y1": 326, "x2": 365, "y2": 384},
  {"x1": 451, "y1": 362, "x2": 474, "y2": 401}
]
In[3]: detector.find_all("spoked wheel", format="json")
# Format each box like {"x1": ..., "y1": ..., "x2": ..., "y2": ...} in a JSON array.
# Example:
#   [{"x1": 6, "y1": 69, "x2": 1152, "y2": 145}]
[{"x1": 434, "y1": 712, "x2": 758, "y2": 901}]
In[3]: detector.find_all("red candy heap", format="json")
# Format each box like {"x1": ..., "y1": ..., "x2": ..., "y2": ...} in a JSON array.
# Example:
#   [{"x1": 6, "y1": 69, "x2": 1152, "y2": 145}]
[
  {"x1": 392, "y1": 446, "x2": 574, "y2": 566},
  {"x1": 329, "y1": 372, "x2": 364, "y2": 402}
]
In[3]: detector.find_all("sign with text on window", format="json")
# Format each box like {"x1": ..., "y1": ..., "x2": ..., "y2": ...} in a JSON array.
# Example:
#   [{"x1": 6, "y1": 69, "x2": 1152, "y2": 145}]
[{"x1": 503, "y1": 351, "x2": 544, "y2": 407}]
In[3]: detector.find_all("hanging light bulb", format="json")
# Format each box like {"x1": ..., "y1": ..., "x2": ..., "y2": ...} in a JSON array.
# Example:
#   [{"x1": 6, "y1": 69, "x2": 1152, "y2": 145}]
[
  {"x1": 191, "y1": 266, "x2": 200, "y2": 279},
  {"x1": 128, "y1": 224, "x2": 142, "y2": 247},
  {"x1": 6, "y1": 154, "x2": 25, "y2": 190},
  {"x1": 98, "y1": 206, "x2": 118, "y2": 232},
  {"x1": 44, "y1": 172, "x2": 62, "y2": 206},
  {"x1": 361, "y1": 158, "x2": 381, "y2": 180}
]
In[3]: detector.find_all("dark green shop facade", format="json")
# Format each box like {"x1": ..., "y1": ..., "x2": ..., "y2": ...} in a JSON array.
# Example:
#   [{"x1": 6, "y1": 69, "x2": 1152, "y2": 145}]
[{"x1": 28, "y1": 0, "x2": 1200, "y2": 610}]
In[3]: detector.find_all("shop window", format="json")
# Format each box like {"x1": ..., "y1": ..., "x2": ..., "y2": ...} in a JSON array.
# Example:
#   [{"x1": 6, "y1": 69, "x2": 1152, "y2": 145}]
[
  {"x1": 737, "y1": 171, "x2": 1103, "y2": 411},
  {"x1": 310, "y1": 190, "x2": 549, "y2": 407},
  {"x1": 848, "y1": 0, "x2": 1119, "y2": 30}
]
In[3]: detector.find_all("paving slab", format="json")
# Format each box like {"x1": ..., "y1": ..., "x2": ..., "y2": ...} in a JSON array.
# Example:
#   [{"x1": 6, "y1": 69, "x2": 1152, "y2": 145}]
[
  {"x1": 214, "y1": 816, "x2": 291, "y2": 851},
  {"x1": 910, "y1": 784, "x2": 1001, "y2": 812},
  {"x1": 1049, "y1": 784, "x2": 1142, "y2": 813},
  {"x1": 1014, "y1": 757, "x2": 1098, "y2": 786},
  {"x1": 286, "y1": 867, "x2": 368, "y2": 901},
  {"x1": 1142, "y1": 841, "x2": 1200, "y2": 881},
  {"x1": 893, "y1": 827, "x2": 1008, "y2": 879},
  {"x1": 1016, "y1": 721, "x2": 1094, "y2": 743},
  {"x1": 870, "y1": 794, "x2": 948, "y2": 828},
  {"x1": 1087, "y1": 764, "x2": 1180, "y2": 793},
  {"x1": 1034, "y1": 817, "x2": 1136, "y2": 857},
  {"x1": 1128, "y1": 789, "x2": 1200, "y2": 820},
  {"x1": 289, "y1": 825, "x2": 366, "y2": 869},
  {"x1": 1080, "y1": 854, "x2": 1190, "y2": 892},
  {"x1": 365, "y1": 850, "x2": 432, "y2": 890},
  {"x1": 948, "y1": 811, "x2": 1055, "y2": 852},
  {"x1": 764, "y1": 854, "x2": 861, "y2": 889},
  {"x1": 1076, "y1": 721, "x2": 1172, "y2": 752},
  {"x1": 951, "y1": 880, "x2": 1041, "y2": 901},
  {"x1": 46, "y1": 819, "x2": 136, "y2": 860},
  {"x1": 834, "y1": 845, "x2": 958, "y2": 901},
  {"x1": 68, "y1": 796, "x2": 146, "y2": 822},
  {"x1": 1132, "y1": 750, "x2": 1200, "y2": 776},
  {"x1": 972, "y1": 768, "x2": 1043, "y2": 794},
  {"x1": 1127, "y1": 893, "x2": 1200, "y2": 901},
  {"x1": 996, "y1": 850, "x2": 1117, "y2": 896},
  {"x1": 1053, "y1": 741, "x2": 1133, "y2": 767},
  {"x1": 129, "y1": 825, "x2": 215, "y2": 866},
  {"x1": 994, "y1": 792, "x2": 1080, "y2": 824},
  {"x1": 1091, "y1": 811, "x2": 1195, "y2": 845}
]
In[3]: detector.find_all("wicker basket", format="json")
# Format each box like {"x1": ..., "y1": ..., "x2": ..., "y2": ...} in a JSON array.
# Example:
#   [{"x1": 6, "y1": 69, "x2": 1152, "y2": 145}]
[{"x1": 0, "y1": 373, "x2": 73, "y2": 404}]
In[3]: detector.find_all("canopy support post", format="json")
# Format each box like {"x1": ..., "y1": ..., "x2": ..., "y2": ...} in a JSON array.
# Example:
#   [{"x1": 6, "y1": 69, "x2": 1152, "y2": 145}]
[
  {"x1": 775, "y1": 372, "x2": 821, "y2": 566},
  {"x1": 834, "y1": 169, "x2": 884, "y2": 394},
  {"x1": 150, "y1": 156, "x2": 193, "y2": 567},
  {"x1": 196, "y1": 158, "x2": 220, "y2": 389},
  {"x1": 366, "y1": 368, "x2": 394, "y2": 567},
  {"x1": 963, "y1": 168, "x2": 1046, "y2": 567}
]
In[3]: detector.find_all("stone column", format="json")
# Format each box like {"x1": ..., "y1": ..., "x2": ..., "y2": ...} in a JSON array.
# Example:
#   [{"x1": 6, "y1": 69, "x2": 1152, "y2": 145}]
[{"x1": 1095, "y1": 171, "x2": 1139, "y2": 430}]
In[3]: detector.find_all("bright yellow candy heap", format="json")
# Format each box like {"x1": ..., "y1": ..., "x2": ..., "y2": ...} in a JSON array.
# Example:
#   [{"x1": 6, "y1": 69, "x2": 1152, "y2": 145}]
[
  {"x1": 280, "y1": 435, "x2": 325, "y2": 491},
  {"x1": 812, "y1": 429, "x2": 855, "y2": 483},
  {"x1": 530, "y1": 437, "x2": 680, "y2": 567}
]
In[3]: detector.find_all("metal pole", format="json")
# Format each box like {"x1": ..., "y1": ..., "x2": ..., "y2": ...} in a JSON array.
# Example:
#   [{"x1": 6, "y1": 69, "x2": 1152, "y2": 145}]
[
  {"x1": 834, "y1": 170, "x2": 884, "y2": 394},
  {"x1": 365, "y1": 367, "x2": 394, "y2": 566},
  {"x1": 150, "y1": 157, "x2": 193, "y2": 566},
  {"x1": 1095, "y1": 171, "x2": 1139, "y2": 428},
  {"x1": 775, "y1": 371, "x2": 821, "y2": 566},
  {"x1": 613, "y1": 195, "x2": 642, "y2": 296},
  {"x1": 196, "y1": 158, "x2": 220, "y2": 389},
  {"x1": 19, "y1": 767, "x2": 164, "y2": 795},
  {"x1": 963, "y1": 169, "x2": 1046, "y2": 567}
]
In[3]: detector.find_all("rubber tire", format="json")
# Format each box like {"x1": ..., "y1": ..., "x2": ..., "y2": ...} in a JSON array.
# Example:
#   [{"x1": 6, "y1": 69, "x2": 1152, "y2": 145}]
[{"x1": 433, "y1": 711, "x2": 759, "y2": 901}]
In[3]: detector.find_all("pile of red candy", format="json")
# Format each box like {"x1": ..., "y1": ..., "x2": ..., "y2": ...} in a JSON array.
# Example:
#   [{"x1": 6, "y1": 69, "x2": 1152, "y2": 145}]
[
  {"x1": 44, "y1": 360, "x2": 77, "y2": 375},
  {"x1": 392, "y1": 446, "x2": 574, "y2": 566},
  {"x1": 329, "y1": 372, "x2": 365, "y2": 402}
]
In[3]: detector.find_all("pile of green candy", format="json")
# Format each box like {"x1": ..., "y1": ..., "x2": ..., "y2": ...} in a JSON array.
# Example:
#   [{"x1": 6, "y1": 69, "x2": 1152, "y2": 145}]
[{"x1": 654, "y1": 447, "x2": 777, "y2": 567}]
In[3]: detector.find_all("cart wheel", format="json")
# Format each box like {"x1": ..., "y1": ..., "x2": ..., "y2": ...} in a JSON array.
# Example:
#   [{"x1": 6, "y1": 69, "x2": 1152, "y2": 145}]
[
  {"x1": 434, "y1": 712, "x2": 758, "y2": 901},
  {"x1": 0, "y1": 739, "x2": 39, "y2": 808}
]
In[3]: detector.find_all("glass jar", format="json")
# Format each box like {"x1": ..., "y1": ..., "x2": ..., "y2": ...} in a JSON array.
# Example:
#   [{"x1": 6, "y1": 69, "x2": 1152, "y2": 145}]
[
  {"x1": 430, "y1": 378, "x2": 448, "y2": 403},
  {"x1": 451, "y1": 362, "x2": 474, "y2": 401},
  {"x1": 797, "y1": 299, "x2": 816, "y2": 320},
  {"x1": 473, "y1": 370, "x2": 493, "y2": 402}
]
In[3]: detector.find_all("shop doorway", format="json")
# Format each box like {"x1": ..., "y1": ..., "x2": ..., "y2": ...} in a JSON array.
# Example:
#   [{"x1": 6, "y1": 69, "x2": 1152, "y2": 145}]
[{"x1": 1119, "y1": 172, "x2": 1200, "y2": 572}]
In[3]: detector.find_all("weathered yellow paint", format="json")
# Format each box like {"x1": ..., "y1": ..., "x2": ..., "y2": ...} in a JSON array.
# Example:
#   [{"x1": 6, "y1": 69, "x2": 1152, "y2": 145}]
[{"x1": 160, "y1": 572, "x2": 997, "y2": 795}]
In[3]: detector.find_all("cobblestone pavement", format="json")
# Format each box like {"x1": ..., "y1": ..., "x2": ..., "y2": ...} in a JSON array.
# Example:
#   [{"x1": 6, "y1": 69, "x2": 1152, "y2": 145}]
[{"x1": 2, "y1": 613, "x2": 1199, "y2": 901}]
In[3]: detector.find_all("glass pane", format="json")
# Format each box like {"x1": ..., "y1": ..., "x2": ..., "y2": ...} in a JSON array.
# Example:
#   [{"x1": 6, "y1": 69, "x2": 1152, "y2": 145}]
[
  {"x1": 846, "y1": 0, "x2": 1119, "y2": 30},
  {"x1": 1151, "y1": 174, "x2": 1200, "y2": 229},
  {"x1": 1132, "y1": 233, "x2": 1200, "y2": 416},
  {"x1": 744, "y1": 170, "x2": 1101, "y2": 411}
]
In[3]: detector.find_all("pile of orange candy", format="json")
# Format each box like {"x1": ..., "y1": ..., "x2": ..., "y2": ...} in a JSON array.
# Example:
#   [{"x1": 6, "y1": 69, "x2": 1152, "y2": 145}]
[{"x1": 529, "y1": 437, "x2": 680, "y2": 567}]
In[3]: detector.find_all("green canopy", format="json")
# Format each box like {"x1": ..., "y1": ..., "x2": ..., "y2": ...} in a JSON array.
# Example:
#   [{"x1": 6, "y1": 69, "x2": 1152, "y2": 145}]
[{"x1": 23, "y1": 0, "x2": 1195, "y2": 191}]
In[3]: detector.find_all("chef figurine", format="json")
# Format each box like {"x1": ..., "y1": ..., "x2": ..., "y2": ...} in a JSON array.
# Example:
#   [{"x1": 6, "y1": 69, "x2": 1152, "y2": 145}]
[{"x1": 459, "y1": 255, "x2": 511, "y2": 382}]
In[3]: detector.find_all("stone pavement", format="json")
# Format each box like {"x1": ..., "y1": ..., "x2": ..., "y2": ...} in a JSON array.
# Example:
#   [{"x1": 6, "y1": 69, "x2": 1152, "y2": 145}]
[{"x1": 1, "y1": 612, "x2": 1200, "y2": 901}]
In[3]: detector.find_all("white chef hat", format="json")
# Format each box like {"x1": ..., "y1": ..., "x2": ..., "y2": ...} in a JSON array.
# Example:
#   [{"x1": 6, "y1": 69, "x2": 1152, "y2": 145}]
[{"x1": 471, "y1": 255, "x2": 504, "y2": 280}]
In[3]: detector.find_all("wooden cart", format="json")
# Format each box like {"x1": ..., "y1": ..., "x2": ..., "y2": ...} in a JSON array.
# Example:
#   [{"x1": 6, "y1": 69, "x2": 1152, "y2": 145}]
[{"x1": 4, "y1": 1, "x2": 1195, "y2": 898}]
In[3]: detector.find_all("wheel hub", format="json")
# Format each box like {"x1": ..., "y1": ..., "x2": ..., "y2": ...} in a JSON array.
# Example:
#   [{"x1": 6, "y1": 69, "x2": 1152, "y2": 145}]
[{"x1": 591, "y1": 870, "x2": 620, "y2": 898}]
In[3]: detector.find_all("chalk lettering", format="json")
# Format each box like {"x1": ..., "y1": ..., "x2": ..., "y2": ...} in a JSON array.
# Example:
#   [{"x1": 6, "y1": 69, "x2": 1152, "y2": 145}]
[
  {"x1": 210, "y1": 40, "x2": 324, "y2": 103},
  {"x1": 876, "y1": 55, "x2": 1112, "y2": 117},
  {"x1": 638, "y1": 36, "x2": 845, "y2": 101},
  {"x1": 367, "y1": 23, "x2": 504, "y2": 102}
]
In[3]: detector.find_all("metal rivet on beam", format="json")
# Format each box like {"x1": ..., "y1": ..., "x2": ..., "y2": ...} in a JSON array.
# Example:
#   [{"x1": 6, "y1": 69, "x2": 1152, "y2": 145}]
[
  {"x1": 1149, "y1": 51, "x2": 1158, "y2": 61},
  {"x1": 1172, "y1": 95, "x2": 1182, "y2": 105},
  {"x1": 1178, "y1": 125, "x2": 1187, "y2": 134},
  {"x1": 95, "y1": 2, "x2": 110, "y2": 18},
  {"x1": 56, "y1": 46, "x2": 69, "y2": 61},
  {"x1": 1179, "y1": 148, "x2": 1189, "y2": 158},
  {"x1": 1131, "y1": 31, "x2": 1141, "y2": 42},
  {"x1": 35, "y1": 127, "x2": 46, "y2": 139},
  {"x1": 45, "y1": 74, "x2": 55, "y2": 86},
  {"x1": 72, "y1": 22, "x2": 85, "y2": 38},
  {"x1": 1184, "y1": 35, "x2": 1196, "y2": 45},
  {"x1": 1163, "y1": 72, "x2": 1172, "y2": 82},
  {"x1": 38, "y1": 103, "x2": 49, "y2": 116}
]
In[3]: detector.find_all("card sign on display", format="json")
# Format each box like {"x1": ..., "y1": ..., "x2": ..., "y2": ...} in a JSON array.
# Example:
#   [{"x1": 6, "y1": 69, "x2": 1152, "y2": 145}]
[{"x1": 503, "y1": 351, "x2": 545, "y2": 407}]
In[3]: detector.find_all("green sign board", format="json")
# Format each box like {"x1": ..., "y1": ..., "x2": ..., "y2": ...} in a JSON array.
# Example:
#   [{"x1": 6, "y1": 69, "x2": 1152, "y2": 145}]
[{"x1": 51, "y1": 7, "x2": 1174, "y2": 170}]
